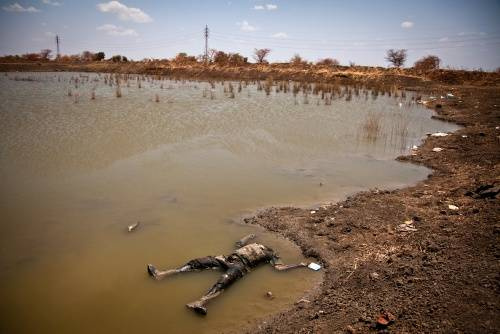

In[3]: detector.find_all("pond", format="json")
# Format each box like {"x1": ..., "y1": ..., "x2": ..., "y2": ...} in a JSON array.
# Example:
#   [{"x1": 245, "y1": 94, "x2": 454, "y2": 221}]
[{"x1": 0, "y1": 72, "x2": 459, "y2": 333}]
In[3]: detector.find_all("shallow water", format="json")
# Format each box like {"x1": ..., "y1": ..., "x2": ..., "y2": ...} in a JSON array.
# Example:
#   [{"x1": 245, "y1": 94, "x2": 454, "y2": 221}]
[{"x1": 0, "y1": 72, "x2": 459, "y2": 333}]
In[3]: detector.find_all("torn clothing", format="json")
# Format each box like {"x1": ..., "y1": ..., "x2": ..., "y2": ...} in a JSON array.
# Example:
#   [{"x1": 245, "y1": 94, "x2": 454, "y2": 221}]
[
  {"x1": 183, "y1": 243, "x2": 281, "y2": 294},
  {"x1": 185, "y1": 243, "x2": 279, "y2": 272}
]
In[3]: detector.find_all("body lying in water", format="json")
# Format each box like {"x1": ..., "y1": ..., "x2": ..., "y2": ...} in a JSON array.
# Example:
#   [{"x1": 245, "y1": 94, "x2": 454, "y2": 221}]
[{"x1": 147, "y1": 234, "x2": 308, "y2": 315}]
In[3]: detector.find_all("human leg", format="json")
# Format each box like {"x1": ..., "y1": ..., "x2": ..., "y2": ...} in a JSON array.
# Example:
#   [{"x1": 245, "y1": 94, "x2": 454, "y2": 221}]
[
  {"x1": 186, "y1": 264, "x2": 246, "y2": 315},
  {"x1": 147, "y1": 256, "x2": 223, "y2": 280}
]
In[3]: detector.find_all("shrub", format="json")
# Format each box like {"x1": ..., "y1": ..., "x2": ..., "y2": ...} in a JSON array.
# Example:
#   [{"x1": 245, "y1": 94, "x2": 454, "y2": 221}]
[
  {"x1": 173, "y1": 52, "x2": 197, "y2": 64},
  {"x1": 290, "y1": 54, "x2": 308, "y2": 66},
  {"x1": 39, "y1": 49, "x2": 52, "y2": 60},
  {"x1": 413, "y1": 55, "x2": 441, "y2": 71},
  {"x1": 22, "y1": 53, "x2": 42, "y2": 61},
  {"x1": 110, "y1": 55, "x2": 128, "y2": 62},
  {"x1": 316, "y1": 58, "x2": 339, "y2": 66},
  {"x1": 93, "y1": 52, "x2": 105, "y2": 61}
]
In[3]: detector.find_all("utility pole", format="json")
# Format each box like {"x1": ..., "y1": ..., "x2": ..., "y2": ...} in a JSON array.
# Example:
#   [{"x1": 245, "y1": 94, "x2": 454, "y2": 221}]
[
  {"x1": 204, "y1": 25, "x2": 209, "y2": 63},
  {"x1": 55, "y1": 35, "x2": 60, "y2": 59}
]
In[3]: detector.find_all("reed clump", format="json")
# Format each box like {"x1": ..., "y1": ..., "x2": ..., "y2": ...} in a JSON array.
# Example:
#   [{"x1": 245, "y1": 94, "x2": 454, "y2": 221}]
[{"x1": 362, "y1": 112, "x2": 382, "y2": 142}]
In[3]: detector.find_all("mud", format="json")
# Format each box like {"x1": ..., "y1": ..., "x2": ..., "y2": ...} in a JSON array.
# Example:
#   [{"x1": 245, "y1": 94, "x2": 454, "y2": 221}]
[{"x1": 242, "y1": 85, "x2": 500, "y2": 333}]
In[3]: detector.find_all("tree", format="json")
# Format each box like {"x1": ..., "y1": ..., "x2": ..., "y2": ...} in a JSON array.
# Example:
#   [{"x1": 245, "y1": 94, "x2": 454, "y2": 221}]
[
  {"x1": 253, "y1": 48, "x2": 271, "y2": 63},
  {"x1": 290, "y1": 54, "x2": 307, "y2": 66},
  {"x1": 413, "y1": 55, "x2": 440, "y2": 71},
  {"x1": 111, "y1": 55, "x2": 128, "y2": 62},
  {"x1": 213, "y1": 50, "x2": 230, "y2": 64},
  {"x1": 385, "y1": 49, "x2": 407, "y2": 68},
  {"x1": 208, "y1": 49, "x2": 218, "y2": 62},
  {"x1": 173, "y1": 52, "x2": 197, "y2": 64},
  {"x1": 39, "y1": 49, "x2": 52, "y2": 60},
  {"x1": 81, "y1": 51, "x2": 94, "y2": 62},
  {"x1": 93, "y1": 52, "x2": 105, "y2": 61},
  {"x1": 316, "y1": 58, "x2": 339, "y2": 66},
  {"x1": 212, "y1": 51, "x2": 247, "y2": 65},
  {"x1": 228, "y1": 53, "x2": 247, "y2": 65},
  {"x1": 22, "y1": 53, "x2": 41, "y2": 61}
]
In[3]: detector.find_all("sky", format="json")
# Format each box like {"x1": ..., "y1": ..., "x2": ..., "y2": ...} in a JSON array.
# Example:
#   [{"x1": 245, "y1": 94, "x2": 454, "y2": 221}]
[{"x1": 0, "y1": 0, "x2": 499, "y2": 70}]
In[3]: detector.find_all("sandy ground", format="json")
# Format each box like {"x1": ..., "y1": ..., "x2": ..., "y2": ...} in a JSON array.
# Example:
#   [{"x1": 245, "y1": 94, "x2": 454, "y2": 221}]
[{"x1": 2, "y1": 62, "x2": 499, "y2": 333}]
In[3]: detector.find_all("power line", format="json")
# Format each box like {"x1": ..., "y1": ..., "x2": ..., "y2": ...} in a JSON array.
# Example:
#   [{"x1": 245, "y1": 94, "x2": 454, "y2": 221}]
[
  {"x1": 210, "y1": 31, "x2": 500, "y2": 47},
  {"x1": 210, "y1": 35, "x2": 500, "y2": 52}
]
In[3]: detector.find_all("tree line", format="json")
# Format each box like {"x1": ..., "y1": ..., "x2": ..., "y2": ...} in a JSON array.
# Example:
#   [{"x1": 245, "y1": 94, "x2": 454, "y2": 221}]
[{"x1": 0, "y1": 47, "x2": 442, "y2": 71}]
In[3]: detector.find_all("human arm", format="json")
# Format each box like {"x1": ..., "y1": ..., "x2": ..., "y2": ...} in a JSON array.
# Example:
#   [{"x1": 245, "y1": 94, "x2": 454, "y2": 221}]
[
  {"x1": 273, "y1": 262, "x2": 308, "y2": 271},
  {"x1": 235, "y1": 234, "x2": 257, "y2": 248},
  {"x1": 271, "y1": 256, "x2": 308, "y2": 271}
]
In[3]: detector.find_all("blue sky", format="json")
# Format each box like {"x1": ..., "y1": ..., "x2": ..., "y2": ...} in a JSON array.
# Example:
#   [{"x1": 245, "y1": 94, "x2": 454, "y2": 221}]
[{"x1": 0, "y1": 0, "x2": 499, "y2": 69}]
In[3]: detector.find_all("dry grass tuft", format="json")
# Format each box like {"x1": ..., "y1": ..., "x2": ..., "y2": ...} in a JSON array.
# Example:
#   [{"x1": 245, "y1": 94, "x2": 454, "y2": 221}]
[{"x1": 362, "y1": 112, "x2": 382, "y2": 142}]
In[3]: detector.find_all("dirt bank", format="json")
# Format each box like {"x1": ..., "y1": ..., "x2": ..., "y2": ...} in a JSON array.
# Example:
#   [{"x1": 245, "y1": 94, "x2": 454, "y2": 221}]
[
  {"x1": 241, "y1": 85, "x2": 499, "y2": 333},
  {"x1": 1, "y1": 61, "x2": 499, "y2": 87}
]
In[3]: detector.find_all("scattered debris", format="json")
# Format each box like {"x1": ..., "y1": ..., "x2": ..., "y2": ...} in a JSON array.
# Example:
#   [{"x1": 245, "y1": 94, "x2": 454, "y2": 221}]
[
  {"x1": 295, "y1": 298, "x2": 310, "y2": 304},
  {"x1": 308, "y1": 262, "x2": 322, "y2": 271},
  {"x1": 432, "y1": 147, "x2": 443, "y2": 152},
  {"x1": 462, "y1": 135, "x2": 468, "y2": 138},
  {"x1": 466, "y1": 184, "x2": 499, "y2": 199},
  {"x1": 396, "y1": 220, "x2": 418, "y2": 232},
  {"x1": 127, "y1": 221, "x2": 140, "y2": 232},
  {"x1": 310, "y1": 210, "x2": 316, "y2": 214},
  {"x1": 376, "y1": 310, "x2": 396, "y2": 327},
  {"x1": 369, "y1": 272, "x2": 380, "y2": 280},
  {"x1": 446, "y1": 93, "x2": 455, "y2": 98},
  {"x1": 431, "y1": 132, "x2": 449, "y2": 137},
  {"x1": 448, "y1": 204, "x2": 459, "y2": 211},
  {"x1": 346, "y1": 325, "x2": 356, "y2": 333},
  {"x1": 265, "y1": 291, "x2": 274, "y2": 299}
]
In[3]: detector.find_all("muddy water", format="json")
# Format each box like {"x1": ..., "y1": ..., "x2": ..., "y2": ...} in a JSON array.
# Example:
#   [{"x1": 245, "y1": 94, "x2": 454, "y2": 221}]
[{"x1": 0, "y1": 73, "x2": 459, "y2": 333}]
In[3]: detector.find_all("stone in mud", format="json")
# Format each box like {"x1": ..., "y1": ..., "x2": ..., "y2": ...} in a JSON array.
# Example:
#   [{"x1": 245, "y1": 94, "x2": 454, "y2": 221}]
[{"x1": 376, "y1": 311, "x2": 396, "y2": 327}]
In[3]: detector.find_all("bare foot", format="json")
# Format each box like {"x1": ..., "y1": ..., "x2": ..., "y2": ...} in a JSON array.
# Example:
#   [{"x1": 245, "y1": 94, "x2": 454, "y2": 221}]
[
  {"x1": 186, "y1": 301, "x2": 207, "y2": 315},
  {"x1": 147, "y1": 264, "x2": 159, "y2": 280}
]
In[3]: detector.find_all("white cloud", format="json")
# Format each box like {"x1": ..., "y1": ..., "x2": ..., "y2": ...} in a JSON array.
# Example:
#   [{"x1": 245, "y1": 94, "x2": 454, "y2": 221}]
[
  {"x1": 438, "y1": 37, "x2": 449, "y2": 42},
  {"x1": 401, "y1": 21, "x2": 414, "y2": 29},
  {"x1": 97, "y1": 1, "x2": 152, "y2": 23},
  {"x1": 237, "y1": 20, "x2": 256, "y2": 32},
  {"x1": 42, "y1": 0, "x2": 61, "y2": 6},
  {"x1": 254, "y1": 4, "x2": 277, "y2": 10},
  {"x1": 3, "y1": 3, "x2": 40, "y2": 12},
  {"x1": 271, "y1": 32, "x2": 288, "y2": 38},
  {"x1": 97, "y1": 24, "x2": 138, "y2": 36}
]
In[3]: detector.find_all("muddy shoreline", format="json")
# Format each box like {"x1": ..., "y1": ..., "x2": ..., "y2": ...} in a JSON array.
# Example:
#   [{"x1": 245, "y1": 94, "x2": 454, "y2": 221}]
[
  {"x1": 3, "y1": 63, "x2": 499, "y2": 333},
  {"x1": 240, "y1": 85, "x2": 499, "y2": 333}
]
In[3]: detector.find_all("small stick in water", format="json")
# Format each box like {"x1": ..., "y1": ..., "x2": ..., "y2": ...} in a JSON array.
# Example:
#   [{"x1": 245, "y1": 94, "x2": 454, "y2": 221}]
[
  {"x1": 128, "y1": 221, "x2": 140, "y2": 232},
  {"x1": 235, "y1": 234, "x2": 256, "y2": 247}
]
